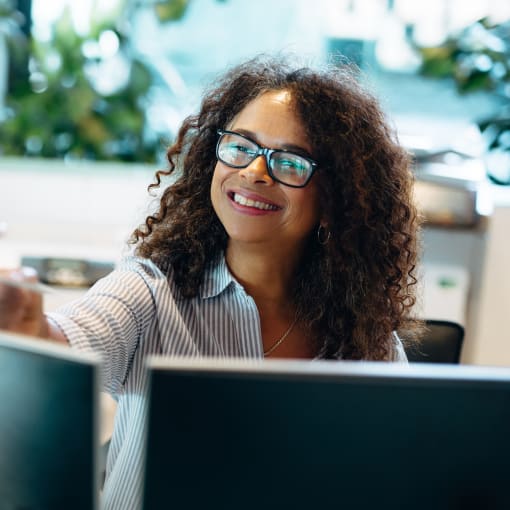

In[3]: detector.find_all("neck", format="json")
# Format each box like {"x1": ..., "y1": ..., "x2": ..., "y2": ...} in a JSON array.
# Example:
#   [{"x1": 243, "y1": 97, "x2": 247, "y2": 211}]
[{"x1": 225, "y1": 241, "x2": 301, "y2": 308}]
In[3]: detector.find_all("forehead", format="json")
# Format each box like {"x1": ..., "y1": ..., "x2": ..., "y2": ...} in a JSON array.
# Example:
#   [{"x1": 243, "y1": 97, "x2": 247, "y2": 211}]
[
  {"x1": 233, "y1": 90, "x2": 294, "y2": 122},
  {"x1": 229, "y1": 90, "x2": 310, "y2": 150}
]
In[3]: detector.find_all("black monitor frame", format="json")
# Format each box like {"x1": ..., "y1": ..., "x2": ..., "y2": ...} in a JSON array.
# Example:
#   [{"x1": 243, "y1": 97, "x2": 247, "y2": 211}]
[
  {"x1": 0, "y1": 331, "x2": 101, "y2": 510},
  {"x1": 143, "y1": 358, "x2": 510, "y2": 510}
]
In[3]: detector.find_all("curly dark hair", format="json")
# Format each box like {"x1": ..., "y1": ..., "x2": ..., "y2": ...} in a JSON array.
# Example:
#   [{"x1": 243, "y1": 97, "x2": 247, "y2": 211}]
[{"x1": 131, "y1": 54, "x2": 422, "y2": 360}]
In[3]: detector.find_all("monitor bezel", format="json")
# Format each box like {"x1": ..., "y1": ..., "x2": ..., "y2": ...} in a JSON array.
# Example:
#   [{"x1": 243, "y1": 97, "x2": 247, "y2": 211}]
[{"x1": 0, "y1": 330, "x2": 102, "y2": 510}]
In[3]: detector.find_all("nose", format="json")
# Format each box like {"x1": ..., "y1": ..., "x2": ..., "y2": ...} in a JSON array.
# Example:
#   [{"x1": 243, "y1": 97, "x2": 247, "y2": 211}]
[{"x1": 238, "y1": 155, "x2": 274, "y2": 185}]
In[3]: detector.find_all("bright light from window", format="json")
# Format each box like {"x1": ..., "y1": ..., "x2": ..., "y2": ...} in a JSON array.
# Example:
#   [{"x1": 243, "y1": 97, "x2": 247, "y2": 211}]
[
  {"x1": 99, "y1": 30, "x2": 120, "y2": 59},
  {"x1": 32, "y1": 0, "x2": 93, "y2": 39}
]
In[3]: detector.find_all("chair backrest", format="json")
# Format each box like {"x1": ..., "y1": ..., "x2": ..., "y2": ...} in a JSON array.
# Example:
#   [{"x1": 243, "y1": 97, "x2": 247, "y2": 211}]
[{"x1": 405, "y1": 320, "x2": 464, "y2": 364}]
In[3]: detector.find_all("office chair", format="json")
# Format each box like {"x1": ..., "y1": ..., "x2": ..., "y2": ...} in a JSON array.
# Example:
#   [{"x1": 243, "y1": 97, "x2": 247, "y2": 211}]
[{"x1": 404, "y1": 320, "x2": 464, "y2": 364}]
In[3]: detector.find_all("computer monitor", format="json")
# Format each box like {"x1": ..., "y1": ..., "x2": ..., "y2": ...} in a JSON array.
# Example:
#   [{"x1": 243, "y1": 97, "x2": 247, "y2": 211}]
[
  {"x1": 143, "y1": 358, "x2": 510, "y2": 510},
  {"x1": 0, "y1": 331, "x2": 100, "y2": 510}
]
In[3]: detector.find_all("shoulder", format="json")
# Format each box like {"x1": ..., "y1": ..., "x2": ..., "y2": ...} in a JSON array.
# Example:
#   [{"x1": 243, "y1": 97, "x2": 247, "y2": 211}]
[
  {"x1": 115, "y1": 255, "x2": 167, "y2": 280},
  {"x1": 112, "y1": 255, "x2": 179, "y2": 290},
  {"x1": 82, "y1": 255, "x2": 176, "y2": 306},
  {"x1": 388, "y1": 331, "x2": 408, "y2": 363}
]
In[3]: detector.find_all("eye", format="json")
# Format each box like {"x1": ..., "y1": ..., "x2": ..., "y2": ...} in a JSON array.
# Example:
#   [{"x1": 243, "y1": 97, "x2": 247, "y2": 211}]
[
  {"x1": 273, "y1": 154, "x2": 309, "y2": 175},
  {"x1": 231, "y1": 143, "x2": 256, "y2": 155},
  {"x1": 222, "y1": 135, "x2": 257, "y2": 157}
]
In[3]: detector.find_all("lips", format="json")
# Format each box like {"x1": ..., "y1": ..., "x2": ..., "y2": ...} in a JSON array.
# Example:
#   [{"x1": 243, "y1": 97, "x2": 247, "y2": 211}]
[{"x1": 228, "y1": 191, "x2": 280, "y2": 211}]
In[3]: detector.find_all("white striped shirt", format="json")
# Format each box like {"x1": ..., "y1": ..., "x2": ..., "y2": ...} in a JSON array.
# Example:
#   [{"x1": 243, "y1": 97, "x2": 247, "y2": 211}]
[{"x1": 48, "y1": 255, "x2": 407, "y2": 510}]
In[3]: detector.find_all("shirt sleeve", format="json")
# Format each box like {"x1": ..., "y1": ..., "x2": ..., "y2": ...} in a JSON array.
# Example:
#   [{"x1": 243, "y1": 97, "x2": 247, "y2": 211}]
[{"x1": 47, "y1": 257, "x2": 161, "y2": 394}]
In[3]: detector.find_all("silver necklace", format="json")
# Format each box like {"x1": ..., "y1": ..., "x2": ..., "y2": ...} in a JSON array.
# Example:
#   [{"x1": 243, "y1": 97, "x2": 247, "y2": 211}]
[{"x1": 263, "y1": 317, "x2": 298, "y2": 357}]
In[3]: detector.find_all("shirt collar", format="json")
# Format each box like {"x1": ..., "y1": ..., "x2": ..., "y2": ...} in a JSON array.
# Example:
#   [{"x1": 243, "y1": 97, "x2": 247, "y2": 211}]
[{"x1": 199, "y1": 253, "x2": 238, "y2": 299}]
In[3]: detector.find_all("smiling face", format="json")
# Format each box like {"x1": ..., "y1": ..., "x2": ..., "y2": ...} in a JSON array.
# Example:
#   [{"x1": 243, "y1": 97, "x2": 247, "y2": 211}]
[{"x1": 210, "y1": 90, "x2": 321, "y2": 256}]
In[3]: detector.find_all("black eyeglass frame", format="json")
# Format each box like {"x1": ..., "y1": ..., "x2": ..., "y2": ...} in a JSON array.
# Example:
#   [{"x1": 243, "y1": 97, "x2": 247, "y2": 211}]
[{"x1": 216, "y1": 129, "x2": 318, "y2": 188}]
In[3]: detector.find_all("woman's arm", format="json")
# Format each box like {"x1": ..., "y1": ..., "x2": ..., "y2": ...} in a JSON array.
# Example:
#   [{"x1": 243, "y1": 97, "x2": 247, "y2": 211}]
[
  {"x1": 47, "y1": 257, "x2": 160, "y2": 393},
  {"x1": 2, "y1": 257, "x2": 161, "y2": 393}
]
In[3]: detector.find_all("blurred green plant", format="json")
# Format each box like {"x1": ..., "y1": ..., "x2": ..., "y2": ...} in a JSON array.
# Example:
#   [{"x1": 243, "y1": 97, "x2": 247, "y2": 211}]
[
  {"x1": 154, "y1": 0, "x2": 189, "y2": 22},
  {"x1": 0, "y1": 0, "x2": 194, "y2": 163},
  {"x1": 1, "y1": 0, "x2": 29, "y2": 96},
  {"x1": 417, "y1": 18, "x2": 510, "y2": 185}
]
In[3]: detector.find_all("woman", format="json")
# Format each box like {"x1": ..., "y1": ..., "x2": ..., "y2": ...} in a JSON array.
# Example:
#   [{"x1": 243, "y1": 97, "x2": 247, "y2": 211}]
[{"x1": 0, "y1": 55, "x2": 421, "y2": 508}]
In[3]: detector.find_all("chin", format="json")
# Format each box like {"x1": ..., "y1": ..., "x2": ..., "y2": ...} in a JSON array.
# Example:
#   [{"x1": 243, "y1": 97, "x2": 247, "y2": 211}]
[{"x1": 227, "y1": 232, "x2": 268, "y2": 244}]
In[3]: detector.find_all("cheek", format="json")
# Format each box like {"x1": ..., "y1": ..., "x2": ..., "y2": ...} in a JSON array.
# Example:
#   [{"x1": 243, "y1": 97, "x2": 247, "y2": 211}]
[
  {"x1": 289, "y1": 187, "x2": 321, "y2": 225},
  {"x1": 210, "y1": 165, "x2": 221, "y2": 208},
  {"x1": 210, "y1": 163, "x2": 229, "y2": 212}
]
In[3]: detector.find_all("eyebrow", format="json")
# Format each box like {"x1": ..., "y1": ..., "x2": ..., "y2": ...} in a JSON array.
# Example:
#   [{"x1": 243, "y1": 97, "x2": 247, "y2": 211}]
[{"x1": 233, "y1": 128, "x2": 314, "y2": 158}]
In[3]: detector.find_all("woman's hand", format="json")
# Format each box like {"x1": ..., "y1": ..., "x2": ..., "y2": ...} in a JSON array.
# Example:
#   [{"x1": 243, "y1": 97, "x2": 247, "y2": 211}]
[{"x1": 0, "y1": 267, "x2": 49, "y2": 338}]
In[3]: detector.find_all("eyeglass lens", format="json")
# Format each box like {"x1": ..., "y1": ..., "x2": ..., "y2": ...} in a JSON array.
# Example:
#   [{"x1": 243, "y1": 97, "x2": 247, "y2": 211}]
[{"x1": 217, "y1": 131, "x2": 314, "y2": 187}]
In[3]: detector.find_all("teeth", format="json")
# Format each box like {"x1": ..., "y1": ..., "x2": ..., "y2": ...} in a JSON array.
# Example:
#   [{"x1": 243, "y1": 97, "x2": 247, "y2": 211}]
[{"x1": 233, "y1": 193, "x2": 277, "y2": 211}]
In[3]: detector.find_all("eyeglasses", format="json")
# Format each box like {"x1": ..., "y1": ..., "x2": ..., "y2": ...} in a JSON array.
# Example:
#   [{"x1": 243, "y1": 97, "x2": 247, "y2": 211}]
[{"x1": 216, "y1": 130, "x2": 318, "y2": 188}]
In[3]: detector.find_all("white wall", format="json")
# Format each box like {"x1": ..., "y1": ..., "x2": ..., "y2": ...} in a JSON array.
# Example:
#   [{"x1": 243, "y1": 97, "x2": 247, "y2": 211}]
[
  {"x1": 0, "y1": 157, "x2": 156, "y2": 265},
  {"x1": 469, "y1": 206, "x2": 510, "y2": 365}
]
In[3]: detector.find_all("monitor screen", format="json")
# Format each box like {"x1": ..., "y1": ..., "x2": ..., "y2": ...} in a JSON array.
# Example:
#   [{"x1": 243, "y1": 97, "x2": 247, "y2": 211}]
[
  {"x1": 0, "y1": 331, "x2": 100, "y2": 510},
  {"x1": 143, "y1": 358, "x2": 510, "y2": 510}
]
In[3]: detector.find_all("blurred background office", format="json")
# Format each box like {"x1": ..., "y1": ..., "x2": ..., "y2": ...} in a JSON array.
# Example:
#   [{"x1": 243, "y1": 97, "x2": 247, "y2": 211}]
[{"x1": 0, "y1": 0, "x2": 509, "y2": 371}]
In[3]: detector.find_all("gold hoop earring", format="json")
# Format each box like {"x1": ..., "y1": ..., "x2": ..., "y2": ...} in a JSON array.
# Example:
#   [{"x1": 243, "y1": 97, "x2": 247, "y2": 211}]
[{"x1": 317, "y1": 224, "x2": 331, "y2": 245}]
